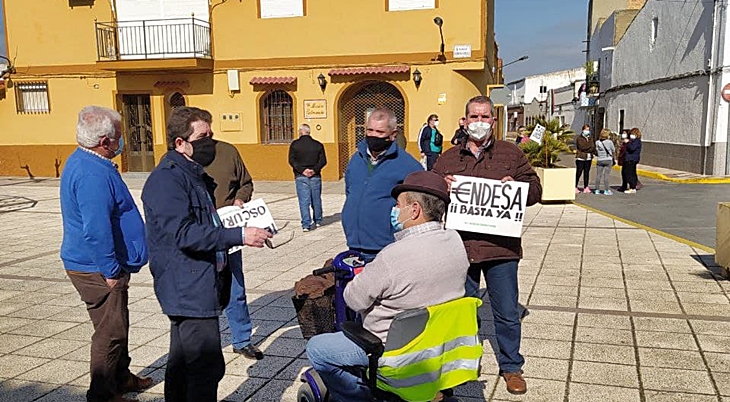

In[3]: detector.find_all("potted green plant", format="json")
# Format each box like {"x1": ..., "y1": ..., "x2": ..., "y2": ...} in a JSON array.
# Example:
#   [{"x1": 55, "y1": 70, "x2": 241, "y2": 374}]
[{"x1": 520, "y1": 117, "x2": 576, "y2": 202}]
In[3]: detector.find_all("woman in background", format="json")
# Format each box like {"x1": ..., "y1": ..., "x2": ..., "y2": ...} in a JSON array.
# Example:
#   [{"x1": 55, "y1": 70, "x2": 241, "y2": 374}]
[{"x1": 594, "y1": 129, "x2": 615, "y2": 195}]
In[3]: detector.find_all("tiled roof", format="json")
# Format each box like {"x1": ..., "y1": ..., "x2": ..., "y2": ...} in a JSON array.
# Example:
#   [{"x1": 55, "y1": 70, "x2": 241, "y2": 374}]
[
  {"x1": 249, "y1": 76, "x2": 297, "y2": 85},
  {"x1": 328, "y1": 66, "x2": 410, "y2": 76}
]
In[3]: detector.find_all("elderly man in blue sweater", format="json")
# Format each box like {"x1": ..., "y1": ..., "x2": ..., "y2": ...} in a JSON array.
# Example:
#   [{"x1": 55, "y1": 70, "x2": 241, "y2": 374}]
[
  {"x1": 342, "y1": 107, "x2": 422, "y2": 262},
  {"x1": 60, "y1": 106, "x2": 151, "y2": 402}
]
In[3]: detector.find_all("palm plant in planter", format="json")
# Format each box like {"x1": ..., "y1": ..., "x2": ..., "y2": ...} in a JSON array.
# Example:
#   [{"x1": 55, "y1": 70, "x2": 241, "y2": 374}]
[{"x1": 519, "y1": 117, "x2": 576, "y2": 201}]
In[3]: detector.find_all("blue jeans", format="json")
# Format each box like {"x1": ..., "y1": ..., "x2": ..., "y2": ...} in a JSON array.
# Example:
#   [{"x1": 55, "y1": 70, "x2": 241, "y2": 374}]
[
  {"x1": 306, "y1": 332, "x2": 371, "y2": 402},
  {"x1": 466, "y1": 259, "x2": 524, "y2": 374},
  {"x1": 295, "y1": 176, "x2": 323, "y2": 229},
  {"x1": 224, "y1": 251, "x2": 253, "y2": 349}
]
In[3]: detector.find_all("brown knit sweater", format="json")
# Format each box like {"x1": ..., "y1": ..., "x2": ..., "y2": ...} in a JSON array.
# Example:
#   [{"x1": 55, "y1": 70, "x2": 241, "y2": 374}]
[{"x1": 204, "y1": 141, "x2": 254, "y2": 209}]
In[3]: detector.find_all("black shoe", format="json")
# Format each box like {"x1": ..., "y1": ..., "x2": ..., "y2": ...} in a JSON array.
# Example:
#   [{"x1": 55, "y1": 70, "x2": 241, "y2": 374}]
[{"x1": 233, "y1": 344, "x2": 264, "y2": 360}]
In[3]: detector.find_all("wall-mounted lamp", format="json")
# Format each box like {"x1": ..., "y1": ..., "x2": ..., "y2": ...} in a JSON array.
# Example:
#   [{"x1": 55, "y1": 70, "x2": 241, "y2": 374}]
[
  {"x1": 433, "y1": 17, "x2": 446, "y2": 62},
  {"x1": 317, "y1": 73, "x2": 327, "y2": 92},
  {"x1": 413, "y1": 69, "x2": 422, "y2": 89}
]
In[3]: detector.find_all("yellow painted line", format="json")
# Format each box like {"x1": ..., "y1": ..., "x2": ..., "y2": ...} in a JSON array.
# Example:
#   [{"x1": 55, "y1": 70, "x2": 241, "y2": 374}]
[
  {"x1": 609, "y1": 164, "x2": 730, "y2": 184},
  {"x1": 573, "y1": 201, "x2": 716, "y2": 254}
]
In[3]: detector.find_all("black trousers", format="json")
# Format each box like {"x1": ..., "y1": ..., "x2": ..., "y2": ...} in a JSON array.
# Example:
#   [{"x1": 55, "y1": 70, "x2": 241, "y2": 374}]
[
  {"x1": 67, "y1": 271, "x2": 132, "y2": 402},
  {"x1": 624, "y1": 161, "x2": 638, "y2": 189},
  {"x1": 575, "y1": 160, "x2": 592, "y2": 188},
  {"x1": 426, "y1": 152, "x2": 440, "y2": 171},
  {"x1": 165, "y1": 316, "x2": 225, "y2": 402}
]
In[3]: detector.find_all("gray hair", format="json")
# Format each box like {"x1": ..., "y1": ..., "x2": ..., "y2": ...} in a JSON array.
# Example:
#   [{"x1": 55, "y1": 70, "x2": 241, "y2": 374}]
[
  {"x1": 464, "y1": 95, "x2": 494, "y2": 117},
  {"x1": 367, "y1": 107, "x2": 398, "y2": 133},
  {"x1": 76, "y1": 106, "x2": 122, "y2": 148},
  {"x1": 403, "y1": 191, "x2": 446, "y2": 222},
  {"x1": 299, "y1": 124, "x2": 311, "y2": 135}
]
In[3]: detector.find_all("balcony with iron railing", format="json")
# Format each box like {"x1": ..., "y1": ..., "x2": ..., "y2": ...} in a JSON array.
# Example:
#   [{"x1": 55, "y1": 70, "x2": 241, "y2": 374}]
[{"x1": 95, "y1": 17, "x2": 213, "y2": 71}]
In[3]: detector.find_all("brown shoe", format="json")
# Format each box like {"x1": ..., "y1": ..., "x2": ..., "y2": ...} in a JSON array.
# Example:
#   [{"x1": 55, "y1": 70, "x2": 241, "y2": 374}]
[
  {"x1": 121, "y1": 374, "x2": 154, "y2": 393},
  {"x1": 503, "y1": 372, "x2": 527, "y2": 395}
]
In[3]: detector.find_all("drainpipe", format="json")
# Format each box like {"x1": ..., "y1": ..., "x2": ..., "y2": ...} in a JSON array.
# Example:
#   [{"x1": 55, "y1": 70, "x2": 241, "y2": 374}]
[{"x1": 704, "y1": 0, "x2": 723, "y2": 175}]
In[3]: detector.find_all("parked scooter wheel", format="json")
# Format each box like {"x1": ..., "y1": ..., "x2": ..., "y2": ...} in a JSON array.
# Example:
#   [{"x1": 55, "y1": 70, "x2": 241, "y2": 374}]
[{"x1": 297, "y1": 383, "x2": 318, "y2": 402}]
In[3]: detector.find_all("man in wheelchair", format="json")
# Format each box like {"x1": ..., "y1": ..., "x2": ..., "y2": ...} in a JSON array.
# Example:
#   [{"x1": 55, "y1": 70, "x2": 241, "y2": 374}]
[{"x1": 305, "y1": 171, "x2": 478, "y2": 402}]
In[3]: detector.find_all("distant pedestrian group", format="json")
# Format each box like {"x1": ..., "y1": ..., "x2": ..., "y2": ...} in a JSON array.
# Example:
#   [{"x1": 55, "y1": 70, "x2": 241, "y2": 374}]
[{"x1": 574, "y1": 125, "x2": 643, "y2": 195}]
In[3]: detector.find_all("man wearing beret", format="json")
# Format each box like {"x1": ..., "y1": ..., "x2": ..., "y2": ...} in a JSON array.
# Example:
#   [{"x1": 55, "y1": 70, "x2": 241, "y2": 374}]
[{"x1": 306, "y1": 171, "x2": 470, "y2": 401}]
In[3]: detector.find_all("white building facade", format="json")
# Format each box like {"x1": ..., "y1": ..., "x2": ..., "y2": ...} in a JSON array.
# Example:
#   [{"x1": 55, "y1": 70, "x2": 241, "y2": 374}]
[{"x1": 596, "y1": 0, "x2": 729, "y2": 175}]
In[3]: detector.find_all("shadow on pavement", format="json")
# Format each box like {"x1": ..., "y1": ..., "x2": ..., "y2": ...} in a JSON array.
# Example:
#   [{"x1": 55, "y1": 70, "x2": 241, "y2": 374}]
[{"x1": 0, "y1": 195, "x2": 37, "y2": 213}]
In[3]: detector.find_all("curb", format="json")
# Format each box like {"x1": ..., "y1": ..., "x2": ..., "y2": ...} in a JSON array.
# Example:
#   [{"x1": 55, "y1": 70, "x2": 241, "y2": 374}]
[
  {"x1": 573, "y1": 201, "x2": 716, "y2": 254},
  {"x1": 610, "y1": 165, "x2": 730, "y2": 184}
]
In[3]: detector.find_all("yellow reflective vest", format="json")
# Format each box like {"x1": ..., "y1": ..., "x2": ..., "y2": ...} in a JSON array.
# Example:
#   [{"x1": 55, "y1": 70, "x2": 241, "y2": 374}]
[{"x1": 376, "y1": 297, "x2": 483, "y2": 401}]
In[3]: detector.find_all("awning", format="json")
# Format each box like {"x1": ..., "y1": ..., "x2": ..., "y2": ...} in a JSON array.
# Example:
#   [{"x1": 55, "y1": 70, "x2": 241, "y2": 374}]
[
  {"x1": 249, "y1": 76, "x2": 297, "y2": 85},
  {"x1": 154, "y1": 80, "x2": 189, "y2": 88},
  {"x1": 328, "y1": 66, "x2": 410, "y2": 76}
]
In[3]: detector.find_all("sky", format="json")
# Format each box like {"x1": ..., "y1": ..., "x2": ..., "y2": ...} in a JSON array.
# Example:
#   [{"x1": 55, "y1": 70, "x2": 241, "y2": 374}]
[
  {"x1": 0, "y1": 0, "x2": 589, "y2": 78},
  {"x1": 495, "y1": 0, "x2": 588, "y2": 83}
]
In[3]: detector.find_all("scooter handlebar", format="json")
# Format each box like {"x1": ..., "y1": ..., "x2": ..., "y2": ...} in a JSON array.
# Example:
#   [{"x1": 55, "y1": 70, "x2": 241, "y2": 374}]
[{"x1": 312, "y1": 266, "x2": 335, "y2": 276}]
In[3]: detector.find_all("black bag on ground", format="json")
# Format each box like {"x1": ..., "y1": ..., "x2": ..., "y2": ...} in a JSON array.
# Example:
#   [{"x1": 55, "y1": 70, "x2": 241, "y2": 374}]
[{"x1": 292, "y1": 271, "x2": 336, "y2": 339}]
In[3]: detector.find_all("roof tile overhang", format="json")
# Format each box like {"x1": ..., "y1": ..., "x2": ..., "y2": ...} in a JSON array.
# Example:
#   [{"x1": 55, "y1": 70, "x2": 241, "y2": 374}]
[
  {"x1": 249, "y1": 76, "x2": 297, "y2": 85},
  {"x1": 328, "y1": 66, "x2": 410, "y2": 76},
  {"x1": 153, "y1": 80, "x2": 189, "y2": 88}
]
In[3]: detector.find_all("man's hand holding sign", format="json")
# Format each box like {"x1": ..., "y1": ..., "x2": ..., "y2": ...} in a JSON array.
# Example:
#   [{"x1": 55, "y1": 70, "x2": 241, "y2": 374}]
[{"x1": 217, "y1": 198, "x2": 276, "y2": 251}]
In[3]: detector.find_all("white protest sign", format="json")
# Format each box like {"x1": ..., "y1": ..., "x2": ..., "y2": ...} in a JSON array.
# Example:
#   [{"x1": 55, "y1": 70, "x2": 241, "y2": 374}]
[
  {"x1": 445, "y1": 175, "x2": 529, "y2": 238},
  {"x1": 217, "y1": 198, "x2": 277, "y2": 253},
  {"x1": 530, "y1": 124, "x2": 546, "y2": 145}
]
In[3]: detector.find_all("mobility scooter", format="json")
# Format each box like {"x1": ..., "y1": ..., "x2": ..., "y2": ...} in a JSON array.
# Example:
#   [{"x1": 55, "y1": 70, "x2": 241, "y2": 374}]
[{"x1": 297, "y1": 250, "x2": 482, "y2": 402}]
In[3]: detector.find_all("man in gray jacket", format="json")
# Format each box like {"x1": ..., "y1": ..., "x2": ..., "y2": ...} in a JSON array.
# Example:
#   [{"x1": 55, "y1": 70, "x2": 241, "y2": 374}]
[{"x1": 306, "y1": 171, "x2": 469, "y2": 402}]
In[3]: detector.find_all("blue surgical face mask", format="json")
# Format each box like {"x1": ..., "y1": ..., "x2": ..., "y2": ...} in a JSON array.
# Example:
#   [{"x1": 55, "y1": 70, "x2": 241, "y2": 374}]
[
  {"x1": 390, "y1": 206, "x2": 406, "y2": 232},
  {"x1": 582, "y1": 130, "x2": 590, "y2": 137},
  {"x1": 114, "y1": 136, "x2": 125, "y2": 157}
]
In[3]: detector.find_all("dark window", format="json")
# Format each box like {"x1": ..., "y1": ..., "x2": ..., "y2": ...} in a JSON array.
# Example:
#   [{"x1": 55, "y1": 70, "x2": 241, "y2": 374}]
[
  {"x1": 170, "y1": 92, "x2": 186, "y2": 109},
  {"x1": 261, "y1": 90, "x2": 294, "y2": 143}
]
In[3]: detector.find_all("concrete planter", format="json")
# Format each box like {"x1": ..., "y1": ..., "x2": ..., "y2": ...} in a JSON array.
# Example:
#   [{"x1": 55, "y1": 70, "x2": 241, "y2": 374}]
[
  {"x1": 536, "y1": 167, "x2": 576, "y2": 202},
  {"x1": 716, "y1": 202, "x2": 730, "y2": 275}
]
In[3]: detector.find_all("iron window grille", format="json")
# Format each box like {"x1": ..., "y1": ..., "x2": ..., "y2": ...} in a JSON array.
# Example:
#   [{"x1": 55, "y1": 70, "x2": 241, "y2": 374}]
[
  {"x1": 15, "y1": 82, "x2": 50, "y2": 114},
  {"x1": 261, "y1": 90, "x2": 294, "y2": 144}
]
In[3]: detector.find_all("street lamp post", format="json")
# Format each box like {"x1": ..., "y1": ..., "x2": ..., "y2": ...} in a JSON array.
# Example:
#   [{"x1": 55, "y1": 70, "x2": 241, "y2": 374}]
[{"x1": 502, "y1": 55, "x2": 529, "y2": 69}]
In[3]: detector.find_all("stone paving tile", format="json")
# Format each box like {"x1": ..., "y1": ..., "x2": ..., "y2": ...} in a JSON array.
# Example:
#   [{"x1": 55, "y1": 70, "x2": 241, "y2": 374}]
[
  {"x1": 13, "y1": 338, "x2": 88, "y2": 360},
  {"x1": 574, "y1": 326, "x2": 633, "y2": 346},
  {"x1": 7, "y1": 320, "x2": 79, "y2": 338},
  {"x1": 491, "y1": 378, "x2": 566, "y2": 401},
  {"x1": 0, "y1": 334, "x2": 44, "y2": 354},
  {"x1": 521, "y1": 338, "x2": 572, "y2": 360},
  {"x1": 634, "y1": 330, "x2": 699, "y2": 350},
  {"x1": 640, "y1": 367, "x2": 715, "y2": 395},
  {"x1": 715, "y1": 372, "x2": 730, "y2": 396},
  {"x1": 520, "y1": 323, "x2": 574, "y2": 342},
  {"x1": 0, "y1": 379, "x2": 59, "y2": 402},
  {"x1": 32, "y1": 385, "x2": 87, "y2": 402},
  {"x1": 633, "y1": 317, "x2": 691, "y2": 333},
  {"x1": 0, "y1": 354, "x2": 51, "y2": 378},
  {"x1": 644, "y1": 390, "x2": 719, "y2": 402},
  {"x1": 16, "y1": 359, "x2": 89, "y2": 385},
  {"x1": 571, "y1": 361, "x2": 639, "y2": 388},
  {"x1": 696, "y1": 334, "x2": 730, "y2": 353},
  {"x1": 638, "y1": 348, "x2": 707, "y2": 370},
  {"x1": 704, "y1": 352, "x2": 730, "y2": 373},
  {"x1": 573, "y1": 342, "x2": 636, "y2": 365},
  {"x1": 522, "y1": 357, "x2": 569, "y2": 381},
  {"x1": 568, "y1": 383, "x2": 640, "y2": 402}
]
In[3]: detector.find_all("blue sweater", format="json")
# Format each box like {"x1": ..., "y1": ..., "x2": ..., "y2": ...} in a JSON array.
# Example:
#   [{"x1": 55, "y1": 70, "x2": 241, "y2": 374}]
[
  {"x1": 60, "y1": 149, "x2": 148, "y2": 278},
  {"x1": 342, "y1": 140, "x2": 423, "y2": 251}
]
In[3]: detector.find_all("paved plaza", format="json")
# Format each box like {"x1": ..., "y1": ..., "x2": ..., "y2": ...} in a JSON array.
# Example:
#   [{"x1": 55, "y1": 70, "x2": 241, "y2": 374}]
[{"x1": 0, "y1": 177, "x2": 729, "y2": 401}]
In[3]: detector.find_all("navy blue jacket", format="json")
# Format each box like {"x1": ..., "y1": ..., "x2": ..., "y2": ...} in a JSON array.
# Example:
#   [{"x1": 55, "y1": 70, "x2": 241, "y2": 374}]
[
  {"x1": 625, "y1": 138, "x2": 642, "y2": 163},
  {"x1": 142, "y1": 151, "x2": 244, "y2": 318},
  {"x1": 342, "y1": 140, "x2": 423, "y2": 251}
]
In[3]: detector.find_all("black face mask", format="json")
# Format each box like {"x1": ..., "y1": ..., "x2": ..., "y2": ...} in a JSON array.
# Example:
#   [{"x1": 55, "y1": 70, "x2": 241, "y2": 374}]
[
  {"x1": 366, "y1": 136, "x2": 393, "y2": 154},
  {"x1": 190, "y1": 136, "x2": 216, "y2": 166}
]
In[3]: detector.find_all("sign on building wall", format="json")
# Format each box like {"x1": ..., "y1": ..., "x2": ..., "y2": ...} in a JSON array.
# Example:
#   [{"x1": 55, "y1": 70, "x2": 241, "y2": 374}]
[
  {"x1": 445, "y1": 176, "x2": 529, "y2": 238},
  {"x1": 304, "y1": 100, "x2": 327, "y2": 119},
  {"x1": 388, "y1": 0, "x2": 435, "y2": 11},
  {"x1": 260, "y1": 0, "x2": 304, "y2": 19},
  {"x1": 453, "y1": 45, "x2": 472, "y2": 59}
]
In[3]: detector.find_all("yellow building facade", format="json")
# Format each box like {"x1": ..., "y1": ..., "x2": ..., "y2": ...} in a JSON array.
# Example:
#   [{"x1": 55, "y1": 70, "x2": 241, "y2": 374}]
[{"x1": 0, "y1": 0, "x2": 499, "y2": 180}]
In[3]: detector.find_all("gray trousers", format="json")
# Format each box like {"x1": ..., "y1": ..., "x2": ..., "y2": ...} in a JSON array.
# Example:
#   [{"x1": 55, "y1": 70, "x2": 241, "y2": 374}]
[{"x1": 595, "y1": 160, "x2": 613, "y2": 191}]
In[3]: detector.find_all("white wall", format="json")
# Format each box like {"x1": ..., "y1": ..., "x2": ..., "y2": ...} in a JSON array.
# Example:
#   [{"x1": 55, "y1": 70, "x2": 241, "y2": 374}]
[
  {"x1": 523, "y1": 68, "x2": 586, "y2": 104},
  {"x1": 116, "y1": 0, "x2": 209, "y2": 21}
]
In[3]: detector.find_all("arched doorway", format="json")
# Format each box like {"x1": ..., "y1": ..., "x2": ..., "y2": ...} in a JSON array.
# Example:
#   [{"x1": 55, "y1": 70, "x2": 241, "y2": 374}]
[{"x1": 337, "y1": 81, "x2": 405, "y2": 177}]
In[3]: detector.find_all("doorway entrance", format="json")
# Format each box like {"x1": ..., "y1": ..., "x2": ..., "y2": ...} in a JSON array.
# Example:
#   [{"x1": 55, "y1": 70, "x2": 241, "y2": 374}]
[
  {"x1": 337, "y1": 81, "x2": 405, "y2": 177},
  {"x1": 121, "y1": 94, "x2": 155, "y2": 172}
]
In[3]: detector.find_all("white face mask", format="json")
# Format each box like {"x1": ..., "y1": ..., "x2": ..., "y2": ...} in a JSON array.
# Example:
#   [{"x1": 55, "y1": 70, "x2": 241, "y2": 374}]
[
  {"x1": 621, "y1": 133, "x2": 628, "y2": 139},
  {"x1": 467, "y1": 121, "x2": 492, "y2": 141},
  {"x1": 433, "y1": 120, "x2": 439, "y2": 127},
  {"x1": 629, "y1": 134, "x2": 637, "y2": 140}
]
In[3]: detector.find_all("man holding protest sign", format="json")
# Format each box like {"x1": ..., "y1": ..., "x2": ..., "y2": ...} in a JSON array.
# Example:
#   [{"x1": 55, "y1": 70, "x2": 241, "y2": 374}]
[
  {"x1": 342, "y1": 107, "x2": 422, "y2": 262},
  {"x1": 432, "y1": 95, "x2": 542, "y2": 396},
  {"x1": 197, "y1": 110, "x2": 264, "y2": 361},
  {"x1": 142, "y1": 107, "x2": 272, "y2": 402}
]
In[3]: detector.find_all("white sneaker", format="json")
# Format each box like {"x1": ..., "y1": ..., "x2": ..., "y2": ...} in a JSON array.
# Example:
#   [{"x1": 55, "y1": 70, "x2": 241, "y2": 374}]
[
  {"x1": 302, "y1": 227, "x2": 310, "y2": 232},
  {"x1": 624, "y1": 189, "x2": 636, "y2": 194}
]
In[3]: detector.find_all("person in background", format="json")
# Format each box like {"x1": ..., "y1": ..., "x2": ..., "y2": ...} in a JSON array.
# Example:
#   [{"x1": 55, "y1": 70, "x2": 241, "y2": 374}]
[
  {"x1": 288, "y1": 123, "x2": 327, "y2": 232},
  {"x1": 518, "y1": 126, "x2": 531, "y2": 144},
  {"x1": 594, "y1": 129, "x2": 615, "y2": 195},
  {"x1": 61, "y1": 106, "x2": 152, "y2": 402},
  {"x1": 418, "y1": 114, "x2": 442, "y2": 170},
  {"x1": 342, "y1": 107, "x2": 422, "y2": 263},
  {"x1": 617, "y1": 130, "x2": 629, "y2": 192},
  {"x1": 451, "y1": 117, "x2": 469, "y2": 145},
  {"x1": 623, "y1": 127, "x2": 643, "y2": 194},
  {"x1": 575, "y1": 124, "x2": 595, "y2": 194}
]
